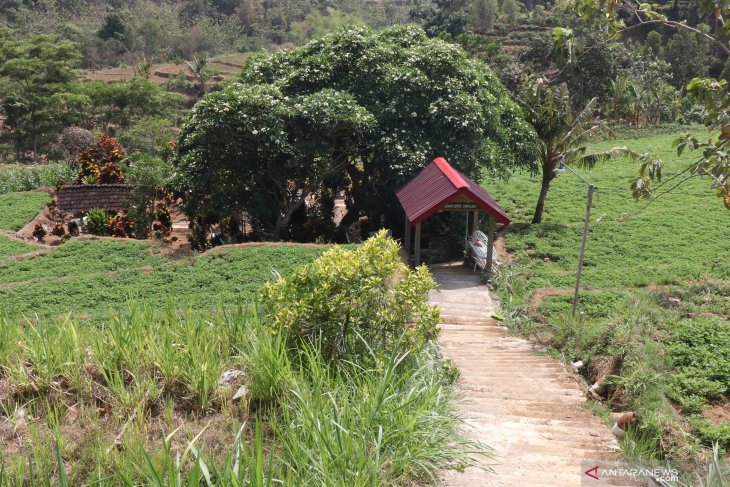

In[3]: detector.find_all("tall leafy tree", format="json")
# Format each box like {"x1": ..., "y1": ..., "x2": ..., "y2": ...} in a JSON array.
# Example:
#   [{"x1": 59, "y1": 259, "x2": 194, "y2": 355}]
[
  {"x1": 410, "y1": 0, "x2": 471, "y2": 37},
  {"x1": 473, "y1": 0, "x2": 498, "y2": 32},
  {"x1": 176, "y1": 84, "x2": 375, "y2": 237},
  {"x1": 664, "y1": 29, "x2": 709, "y2": 89},
  {"x1": 176, "y1": 25, "x2": 536, "y2": 240},
  {"x1": 98, "y1": 13, "x2": 128, "y2": 42},
  {"x1": 0, "y1": 29, "x2": 81, "y2": 159},
  {"x1": 518, "y1": 78, "x2": 638, "y2": 223},
  {"x1": 73, "y1": 78, "x2": 183, "y2": 130}
]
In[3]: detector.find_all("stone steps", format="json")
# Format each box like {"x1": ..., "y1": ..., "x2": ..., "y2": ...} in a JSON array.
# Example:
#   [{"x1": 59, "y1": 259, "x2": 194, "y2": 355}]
[{"x1": 432, "y1": 264, "x2": 633, "y2": 487}]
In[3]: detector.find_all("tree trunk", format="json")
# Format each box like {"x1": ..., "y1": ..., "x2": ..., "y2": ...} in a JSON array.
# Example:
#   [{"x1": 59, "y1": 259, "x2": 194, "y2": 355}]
[
  {"x1": 338, "y1": 163, "x2": 366, "y2": 229},
  {"x1": 532, "y1": 167, "x2": 554, "y2": 224},
  {"x1": 31, "y1": 112, "x2": 38, "y2": 162},
  {"x1": 272, "y1": 195, "x2": 307, "y2": 238}
]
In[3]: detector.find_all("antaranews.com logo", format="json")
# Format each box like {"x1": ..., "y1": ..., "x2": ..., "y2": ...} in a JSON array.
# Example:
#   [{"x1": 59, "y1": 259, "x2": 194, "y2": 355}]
[{"x1": 581, "y1": 460, "x2": 679, "y2": 485}]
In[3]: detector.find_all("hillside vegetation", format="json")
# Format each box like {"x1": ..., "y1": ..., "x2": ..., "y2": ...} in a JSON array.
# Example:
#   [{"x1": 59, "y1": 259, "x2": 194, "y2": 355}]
[
  {"x1": 0, "y1": 192, "x2": 50, "y2": 231},
  {"x1": 0, "y1": 232, "x2": 474, "y2": 485},
  {"x1": 488, "y1": 130, "x2": 730, "y2": 468},
  {"x1": 2, "y1": 0, "x2": 730, "y2": 481},
  {"x1": 0, "y1": 237, "x2": 328, "y2": 320}
]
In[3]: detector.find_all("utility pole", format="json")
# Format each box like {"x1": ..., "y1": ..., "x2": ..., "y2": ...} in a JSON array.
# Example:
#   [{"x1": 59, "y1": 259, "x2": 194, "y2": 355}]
[{"x1": 572, "y1": 184, "x2": 595, "y2": 316}]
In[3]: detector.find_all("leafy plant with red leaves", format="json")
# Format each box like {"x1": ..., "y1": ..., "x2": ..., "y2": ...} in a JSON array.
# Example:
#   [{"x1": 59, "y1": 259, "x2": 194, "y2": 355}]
[
  {"x1": 51, "y1": 223, "x2": 65, "y2": 237},
  {"x1": 67, "y1": 221, "x2": 80, "y2": 236},
  {"x1": 76, "y1": 135, "x2": 126, "y2": 184},
  {"x1": 32, "y1": 224, "x2": 47, "y2": 242},
  {"x1": 109, "y1": 211, "x2": 134, "y2": 237},
  {"x1": 152, "y1": 192, "x2": 173, "y2": 240}
]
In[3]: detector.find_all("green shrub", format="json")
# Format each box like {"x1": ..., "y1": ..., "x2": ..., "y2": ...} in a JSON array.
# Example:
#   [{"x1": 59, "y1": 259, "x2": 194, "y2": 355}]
[
  {"x1": 691, "y1": 418, "x2": 730, "y2": 449},
  {"x1": 123, "y1": 153, "x2": 172, "y2": 238},
  {"x1": 85, "y1": 208, "x2": 110, "y2": 236},
  {"x1": 118, "y1": 117, "x2": 176, "y2": 156},
  {"x1": 260, "y1": 231, "x2": 440, "y2": 363}
]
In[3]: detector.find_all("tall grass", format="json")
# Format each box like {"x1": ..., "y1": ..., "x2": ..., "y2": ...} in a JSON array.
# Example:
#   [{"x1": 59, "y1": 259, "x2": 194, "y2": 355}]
[
  {"x1": 0, "y1": 164, "x2": 75, "y2": 194},
  {"x1": 270, "y1": 342, "x2": 481, "y2": 485},
  {"x1": 0, "y1": 303, "x2": 481, "y2": 485},
  {"x1": 113, "y1": 334, "x2": 483, "y2": 486}
]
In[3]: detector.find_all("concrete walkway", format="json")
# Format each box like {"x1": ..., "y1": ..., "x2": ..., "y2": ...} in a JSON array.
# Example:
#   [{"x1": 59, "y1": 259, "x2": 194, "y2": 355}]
[{"x1": 430, "y1": 262, "x2": 632, "y2": 487}]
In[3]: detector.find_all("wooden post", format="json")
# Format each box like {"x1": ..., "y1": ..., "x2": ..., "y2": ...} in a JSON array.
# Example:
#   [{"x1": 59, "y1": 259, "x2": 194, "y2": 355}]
[
  {"x1": 572, "y1": 185, "x2": 595, "y2": 316},
  {"x1": 404, "y1": 219, "x2": 411, "y2": 259},
  {"x1": 485, "y1": 215, "x2": 496, "y2": 278},
  {"x1": 464, "y1": 212, "x2": 470, "y2": 255},
  {"x1": 414, "y1": 223, "x2": 421, "y2": 266}
]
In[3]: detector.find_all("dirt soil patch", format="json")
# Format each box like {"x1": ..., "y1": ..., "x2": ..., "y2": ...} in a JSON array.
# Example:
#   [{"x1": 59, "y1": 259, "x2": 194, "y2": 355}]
[
  {"x1": 494, "y1": 234, "x2": 512, "y2": 264},
  {"x1": 704, "y1": 402, "x2": 730, "y2": 425},
  {"x1": 528, "y1": 287, "x2": 575, "y2": 309}
]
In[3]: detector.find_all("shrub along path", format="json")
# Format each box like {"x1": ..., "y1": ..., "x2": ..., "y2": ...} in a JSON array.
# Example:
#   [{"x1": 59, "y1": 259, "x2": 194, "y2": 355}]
[{"x1": 431, "y1": 262, "x2": 635, "y2": 487}]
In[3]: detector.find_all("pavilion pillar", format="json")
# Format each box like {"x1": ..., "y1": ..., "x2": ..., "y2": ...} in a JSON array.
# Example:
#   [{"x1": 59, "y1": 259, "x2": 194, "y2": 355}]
[
  {"x1": 464, "y1": 212, "x2": 470, "y2": 255},
  {"x1": 414, "y1": 223, "x2": 421, "y2": 266},
  {"x1": 404, "y1": 219, "x2": 411, "y2": 258},
  {"x1": 485, "y1": 215, "x2": 496, "y2": 278}
]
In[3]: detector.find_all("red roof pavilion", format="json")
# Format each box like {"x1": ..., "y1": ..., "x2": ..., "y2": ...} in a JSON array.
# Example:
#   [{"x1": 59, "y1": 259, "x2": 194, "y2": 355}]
[
  {"x1": 396, "y1": 157, "x2": 511, "y2": 225},
  {"x1": 396, "y1": 157, "x2": 511, "y2": 269}
]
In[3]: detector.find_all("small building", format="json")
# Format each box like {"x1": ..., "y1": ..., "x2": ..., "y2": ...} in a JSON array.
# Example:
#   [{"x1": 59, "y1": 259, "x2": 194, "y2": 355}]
[
  {"x1": 396, "y1": 157, "x2": 511, "y2": 273},
  {"x1": 57, "y1": 184, "x2": 132, "y2": 215}
]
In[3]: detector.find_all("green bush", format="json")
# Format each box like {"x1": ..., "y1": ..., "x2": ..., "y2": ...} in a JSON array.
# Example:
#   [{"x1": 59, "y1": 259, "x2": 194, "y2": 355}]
[
  {"x1": 118, "y1": 117, "x2": 176, "y2": 156},
  {"x1": 123, "y1": 153, "x2": 172, "y2": 238},
  {"x1": 260, "y1": 231, "x2": 440, "y2": 363},
  {"x1": 85, "y1": 208, "x2": 110, "y2": 236}
]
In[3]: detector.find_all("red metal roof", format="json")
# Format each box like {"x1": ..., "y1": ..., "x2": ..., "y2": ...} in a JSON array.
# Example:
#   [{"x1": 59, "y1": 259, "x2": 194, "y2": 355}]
[{"x1": 396, "y1": 157, "x2": 511, "y2": 225}]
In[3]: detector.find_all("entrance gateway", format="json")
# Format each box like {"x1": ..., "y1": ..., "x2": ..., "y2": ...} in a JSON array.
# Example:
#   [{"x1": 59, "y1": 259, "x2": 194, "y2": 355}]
[{"x1": 395, "y1": 157, "x2": 512, "y2": 275}]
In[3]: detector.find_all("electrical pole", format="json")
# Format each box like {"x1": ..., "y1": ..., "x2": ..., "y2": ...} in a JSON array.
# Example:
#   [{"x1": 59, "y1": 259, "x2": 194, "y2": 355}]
[{"x1": 572, "y1": 184, "x2": 595, "y2": 316}]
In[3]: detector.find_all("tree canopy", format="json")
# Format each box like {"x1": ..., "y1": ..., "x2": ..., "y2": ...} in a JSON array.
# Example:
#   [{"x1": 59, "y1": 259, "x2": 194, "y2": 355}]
[
  {"x1": 0, "y1": 29, "x2": 80, "y2": 159},
  {"x1": 175, "y1": 24, "x2": 536, "y2": 242}
]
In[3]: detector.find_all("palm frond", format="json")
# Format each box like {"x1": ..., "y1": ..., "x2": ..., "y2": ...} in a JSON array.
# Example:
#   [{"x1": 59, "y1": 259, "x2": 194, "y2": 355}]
[
  {"x1": 561, "y1": 124, "x2": 607, "y2": 151},
  {"x1": 562, "y1": 100, "x2": 609, "y2": 149},
  {"x1": 574, "y1": 146, "x2": 642, "y2": 169},
  {"x1": 571, "y1": 97, "x2": 599, "y2": 128}
]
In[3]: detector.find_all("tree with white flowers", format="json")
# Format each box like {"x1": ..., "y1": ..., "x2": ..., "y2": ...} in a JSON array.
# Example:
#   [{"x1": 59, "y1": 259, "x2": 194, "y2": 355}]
[{"x1": 175, "y1": 25, "x2": 537, "y2": 241}]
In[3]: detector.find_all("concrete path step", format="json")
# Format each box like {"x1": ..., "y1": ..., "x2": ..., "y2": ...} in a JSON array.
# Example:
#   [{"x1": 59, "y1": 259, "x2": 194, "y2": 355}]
[{"x1": 432, "y1": 263, "x2": 638, "y2": 487}]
